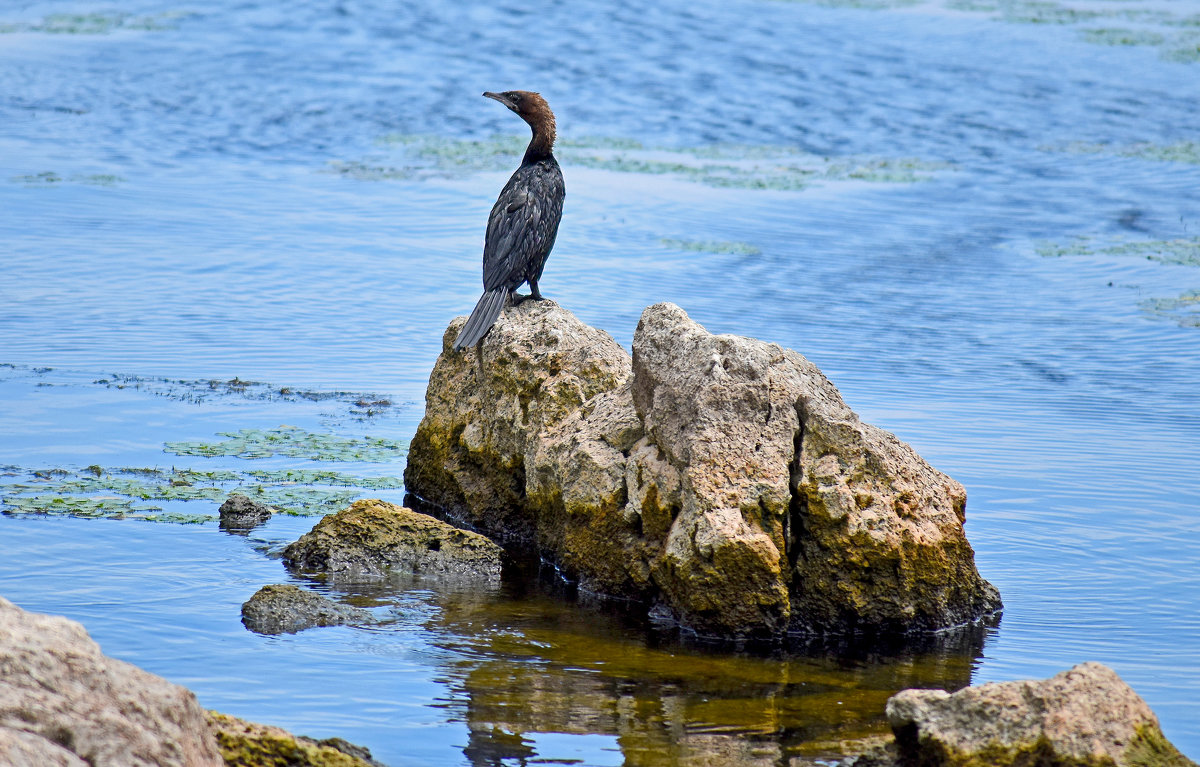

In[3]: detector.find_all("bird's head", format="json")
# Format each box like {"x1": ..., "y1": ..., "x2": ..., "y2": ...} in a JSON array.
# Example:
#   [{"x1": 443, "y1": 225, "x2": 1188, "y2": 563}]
[{"x1": 483, "y1": 90, "x2": 555, "y2": 133}]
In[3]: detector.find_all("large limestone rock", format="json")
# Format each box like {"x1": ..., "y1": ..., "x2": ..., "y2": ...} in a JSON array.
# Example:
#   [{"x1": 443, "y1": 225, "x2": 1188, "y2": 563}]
[
  {"x1": 884, "y1": 663, "x2": 1195, "y2": 767},
  {"x1": 0, "y1": 596, "x2": 223, "y2": 766},
  {"x1": 282, "y1": 499, "x2": 503, "y2": 579},
  {"x1": 405, "y1": 300, "x2": 1000, "y2": 639}
]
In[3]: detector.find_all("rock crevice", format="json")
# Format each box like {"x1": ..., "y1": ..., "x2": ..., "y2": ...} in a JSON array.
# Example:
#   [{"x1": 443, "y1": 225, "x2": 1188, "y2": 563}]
[{"x1": 404, "y1": 300, "x2": 1001, "y2": 640}]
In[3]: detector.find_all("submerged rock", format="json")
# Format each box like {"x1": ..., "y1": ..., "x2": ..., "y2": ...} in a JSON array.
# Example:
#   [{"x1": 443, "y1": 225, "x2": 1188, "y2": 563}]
[
  {"x1": 0, "y1": 595, "x2": 223, "y2": 766},
  {"x1": 219, "y1": 493, "x2": 273, "y2": 531},
  {"x1": 240, "y1": 584, "x2": 371, "y2": 635},
  {"x1": 883, "y1": 662, "x2": 1195, "y2": 767},
  {"x1": 405, "y1": 300, "x2": 1000, "y2": 640},
  {"x1": 206, "y1": 711, "x2": 383, "y2": 767},
  {"x1": 282, "y1": 499, "x2": 503, "y2": 579}
]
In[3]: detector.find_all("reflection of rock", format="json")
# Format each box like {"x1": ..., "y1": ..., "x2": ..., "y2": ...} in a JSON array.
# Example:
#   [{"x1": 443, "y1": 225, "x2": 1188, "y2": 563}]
[
  {"x1": 883, "y1": 663, "x2": 1196, "y2": 767},
  {"x1": 405, "y1": 300, "x2": 999, "y2": 639},
  {"x1": 206, "y1": 711, "x2": 383, "y2": 766},
  {"x1": 0, "y1": 595, "x2": 223, "y2": 766},
  {"x1": 240, "y1": 584, "x2": 371, "y2": 635},
  {"x1": 282, "y1": 500, "x2": 503, "y2": 579},
  {"x1": 218, "y1": 493, "x2": 273, "y2": 532},
  {"x1": 422, "y1": 579, "x2": 984, "y2": 767}
]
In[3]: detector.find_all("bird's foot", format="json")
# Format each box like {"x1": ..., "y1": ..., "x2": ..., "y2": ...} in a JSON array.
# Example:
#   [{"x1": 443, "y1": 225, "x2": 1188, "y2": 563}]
[{"x1": 510, "y1": 292, "x2": 546, "y2": 305}]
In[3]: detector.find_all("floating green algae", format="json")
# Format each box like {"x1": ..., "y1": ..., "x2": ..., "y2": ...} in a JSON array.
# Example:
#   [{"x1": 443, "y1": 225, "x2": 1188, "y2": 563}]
[
  {"x1": 0, "y1": 11, "x2": 192, "y2": 35},
  {"x1": 1080, "y1": 27, "x2": 1165, "y2": 45},
  {"x1": 660, "y1": 238, "x2": 763, "y2": 256},
  {"x1": 10, "y1": 171, "x2": 126, "y2": 187},
  {"x1": 90, "y1": 372, "x2": 399, "y2": 417},
  {"x1": 1036, "y1": 236, "x2": 1200, "y2": 267},
  {"x1": 345, "y1": 134, "x2": 951, "y2": 192},
  {"x1": 2, "y1": 463, "x2": 407, "y2": 523},
  {"x1": 1140, "y1": 290, "x2": 1200, "y2": 327},
  {"x1": 244, "y1": 469, "x2": 405, "y2": 489},
  {"x1": 163, "y1": 426, "x2": 407, "y2": 462},
  {"x1": 1048, "y1": 141, "x2": 1200, "y2": 164}
]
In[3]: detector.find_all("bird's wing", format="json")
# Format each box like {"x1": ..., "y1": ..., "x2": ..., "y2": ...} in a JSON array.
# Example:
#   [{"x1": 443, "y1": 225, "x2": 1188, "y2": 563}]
[{"x1": 481, "y1": 167, "x2": 555, "y2": 291}]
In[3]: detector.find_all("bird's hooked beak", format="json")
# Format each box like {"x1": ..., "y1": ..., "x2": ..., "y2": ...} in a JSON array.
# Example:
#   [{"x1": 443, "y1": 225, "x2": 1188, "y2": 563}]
[{"x1": 483, "y1": 91, "x2": 518, "y2": 112}]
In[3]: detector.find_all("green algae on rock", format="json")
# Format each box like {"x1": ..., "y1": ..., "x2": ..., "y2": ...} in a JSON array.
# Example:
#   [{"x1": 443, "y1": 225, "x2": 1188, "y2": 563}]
[
  {"x1": 883, "y1": 663, "x2": 1197, "y2": 767},
  {"x1": 404, "y1": 300, "x2": 999, "y2": 641},
  {"x1": 206, "y1": 711, "x2": 383, "y2": 767},
  {"x1": 283, "y1": 499, "x2": 504, "y2": 579}
]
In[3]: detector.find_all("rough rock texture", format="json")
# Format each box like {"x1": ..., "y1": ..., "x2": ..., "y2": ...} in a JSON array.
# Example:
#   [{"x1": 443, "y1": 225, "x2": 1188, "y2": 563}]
[
  {"x1": 282, "y1": 499, "x2": 503, "y2": 579},
  {"x1": 0, "y1": 596, "x2": 224, "y2": 766},
  {"x1": 206, "y1": 712, "x2": 383, "y2": 767},
  {"x1": 405, "y1": 300, "x2": 1000, "y2": 639},
  {"x1": 240, "y1": 584, "x2": 371, "y2": 635},
  {"x1": 218, "y1": 493, "x2": 273, "y2": 531},
  {"x1": 884, "y1": 663, "x2": 1195, "y2": 767}
]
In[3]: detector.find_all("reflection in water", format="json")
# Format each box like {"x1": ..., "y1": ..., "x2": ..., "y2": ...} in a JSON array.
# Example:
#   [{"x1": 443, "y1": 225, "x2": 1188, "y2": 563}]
[{"x1": 318, "y1": 573, "x2": 990, "y2": 766}]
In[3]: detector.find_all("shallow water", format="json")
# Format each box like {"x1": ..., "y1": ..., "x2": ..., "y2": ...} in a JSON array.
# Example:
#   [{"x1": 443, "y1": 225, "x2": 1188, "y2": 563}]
[{"x1": 1, "y1": 0, "x2": 1198, "y2": 764}]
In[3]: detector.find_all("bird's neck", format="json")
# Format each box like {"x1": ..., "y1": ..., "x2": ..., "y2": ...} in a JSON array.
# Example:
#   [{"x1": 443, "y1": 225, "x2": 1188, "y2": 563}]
[{"x1": 522, "y1": 114, "x2": 556, "y2": 165}]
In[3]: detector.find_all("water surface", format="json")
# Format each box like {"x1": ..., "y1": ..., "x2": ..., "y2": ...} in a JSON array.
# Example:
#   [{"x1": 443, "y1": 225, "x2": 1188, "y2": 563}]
[{"x1": 1, "y1": 0, "x2": 1198, "y2": 764}]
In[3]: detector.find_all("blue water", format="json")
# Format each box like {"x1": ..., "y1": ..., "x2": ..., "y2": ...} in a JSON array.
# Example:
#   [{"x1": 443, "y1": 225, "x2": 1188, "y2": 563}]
[{"x1": 2, "y1": 0, "x2": 1198, "y2": 764}]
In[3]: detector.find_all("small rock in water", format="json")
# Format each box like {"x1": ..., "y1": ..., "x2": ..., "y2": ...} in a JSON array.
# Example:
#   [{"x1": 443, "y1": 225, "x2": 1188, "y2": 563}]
[
  {"x1": 884, "y1": 662, "x2": 1196, "y2": 767},
  {"x1": 282, "y1": 499, "x2": 503, "y2": 579},
  {"x1": 205, "y1": 711, "x2": 384, "y2": 766},
  {"x1": 240, "y1": 584, "x2": 371, "y2": 635},
  {"x1": 218, "y1": 493, "x2": 273, "y2": 532}
]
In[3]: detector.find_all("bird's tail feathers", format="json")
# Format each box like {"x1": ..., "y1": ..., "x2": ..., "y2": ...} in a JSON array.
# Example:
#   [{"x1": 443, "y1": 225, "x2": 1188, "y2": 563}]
[{"x1": 453, "y1": 288, "x2": 508, "y2": 351}]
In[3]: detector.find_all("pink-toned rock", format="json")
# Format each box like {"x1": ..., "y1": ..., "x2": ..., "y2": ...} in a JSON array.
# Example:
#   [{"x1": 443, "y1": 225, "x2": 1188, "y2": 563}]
[{"x1": 0, "y1": 596, "x2": 223, "y2": 767}]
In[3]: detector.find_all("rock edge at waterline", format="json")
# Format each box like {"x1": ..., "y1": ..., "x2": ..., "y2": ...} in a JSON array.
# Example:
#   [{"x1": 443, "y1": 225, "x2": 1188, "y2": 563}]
[
  {"x1": 404, "y1": 300, "x2": 1001, "y2": 640},
  {"x1": 850, "y1": 662, "x2": 1196, "y2": 767}
]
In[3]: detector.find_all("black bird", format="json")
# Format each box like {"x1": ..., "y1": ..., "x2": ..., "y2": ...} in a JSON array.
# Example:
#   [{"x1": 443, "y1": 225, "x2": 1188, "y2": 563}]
[{"x1": 453, "y1": 90, "x2": 565, "y2": 351}]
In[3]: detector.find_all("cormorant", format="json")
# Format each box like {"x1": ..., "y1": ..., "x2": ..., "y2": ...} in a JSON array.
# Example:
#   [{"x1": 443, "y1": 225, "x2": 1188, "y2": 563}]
[{"x1": 453, "y1": 90, "x2": 565, "y2": 351}]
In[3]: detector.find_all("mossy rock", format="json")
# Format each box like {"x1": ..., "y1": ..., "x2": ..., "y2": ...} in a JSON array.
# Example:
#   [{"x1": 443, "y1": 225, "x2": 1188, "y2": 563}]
[
  {"x1": 282, "y1": 499, "x2": 503, "y2": 579},
  {"x1": 206, "y1": 711, "x2": 382, "y2": 767}
]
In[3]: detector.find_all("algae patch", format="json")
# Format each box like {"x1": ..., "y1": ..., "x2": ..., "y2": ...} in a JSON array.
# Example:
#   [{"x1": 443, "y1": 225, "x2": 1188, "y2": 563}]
[
  {"x1": 1035, "y1": 236, "x2": 1200, "y2": 328},
  {"x1": 336, "y1": 134, "x2": 952, "y2": 192},
  {"x1": 660, "y1": 238, "x2": 763, "y2": 256},
  {"x1": 1140, "y1": 289, "x2": 1200, "y2": 327},
  {"x1": 0, "y1": 11, "x2": 193, "y2": 35},
  {"x1": 2, "y1": 464, "x2": 406, "y2": 523},
  {"x1": 1047, "y1": 140, "x2": 1200, "y2": 165},
  {"x1": 1036, "y1": 236, "x2": 1200, "y2": 267},
  {"x1": 164, "y1": 426, "x2": 407, "y2": 462}
]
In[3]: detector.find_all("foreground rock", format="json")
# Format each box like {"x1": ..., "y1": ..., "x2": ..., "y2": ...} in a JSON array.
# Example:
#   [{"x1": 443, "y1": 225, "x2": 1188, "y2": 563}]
[
  {"x1": 1, "y1": 596, "x2": 381, "y2": 766},
  {"x1": 405, "y1": 300, "x2": 1000, "y2": 640},
  {"x1": 207, "y1": 712, "x2": 382, "y2": 767},
  {"x1": 878, "y1": 663, "x2": 1195, "y2": 767},
  {"x1": 0, "y1": 595, "x2": 223, "y2": 766},
  {"x1": 240, "y1": 585, "x2": 371, "y2": 635},
  {"x1": 283, "y1": 499, "x2": 503, "y2": 579},
  {"x1": 218, "y1": 493, "x2": 273, "y2": 532}
]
